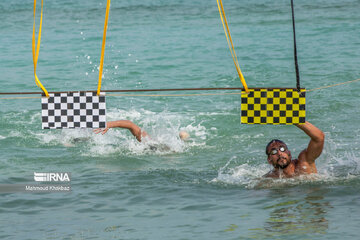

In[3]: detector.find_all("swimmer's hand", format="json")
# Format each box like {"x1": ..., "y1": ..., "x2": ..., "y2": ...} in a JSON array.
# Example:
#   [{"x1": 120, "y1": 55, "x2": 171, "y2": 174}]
[{"x1": 93, "y1": 128, "x2": 109, "y2": 135}]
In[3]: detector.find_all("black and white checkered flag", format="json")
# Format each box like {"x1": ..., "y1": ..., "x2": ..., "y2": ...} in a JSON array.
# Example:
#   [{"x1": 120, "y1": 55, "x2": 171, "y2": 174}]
[{"x1": 41, "y1": 92, "x2": 106, "y2": 129}]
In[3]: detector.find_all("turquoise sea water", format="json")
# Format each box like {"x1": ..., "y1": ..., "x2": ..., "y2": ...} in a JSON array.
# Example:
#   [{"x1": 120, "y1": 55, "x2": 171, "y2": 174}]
[{"x1": 1, "y1": 0, "x2": 360, "y2": 239}]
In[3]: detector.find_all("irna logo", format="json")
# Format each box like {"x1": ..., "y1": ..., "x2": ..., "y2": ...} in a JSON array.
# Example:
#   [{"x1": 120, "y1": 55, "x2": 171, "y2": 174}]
[{"x1": 34, "y1": 172, "x2": 71, "y2": 182}]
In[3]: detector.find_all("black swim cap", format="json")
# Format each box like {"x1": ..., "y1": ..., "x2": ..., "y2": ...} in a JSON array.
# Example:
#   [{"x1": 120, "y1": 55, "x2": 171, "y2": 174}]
[{"x1": 265, "y1": 139, "x2": 287, "y2": 155}]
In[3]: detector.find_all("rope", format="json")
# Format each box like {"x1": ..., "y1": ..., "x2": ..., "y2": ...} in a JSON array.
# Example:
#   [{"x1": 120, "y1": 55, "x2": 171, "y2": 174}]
[
  {"x1": 32, "y1": 0, "x2": 49, "y2": 97},
  {"x1": 0, "y1": 87, "x2": 244, "y2": 95},
  {"x1": 216, "y1": 0, "x2": 249, "y2": 93},
  {"x1": 0, "y1": 96, "x2": 41, "y2": 100},
  {"x1": 107, "y1": 92, "x2": 245, "y2": 97},
  {"x1": 291, "y1": 0, "x2": 301, "y2": 92},
  {"x1": 305, "y1": 78, "x2": 360, "y2": 92},
  {"x1": 1, "y1": 78, "x2": 359, "y2": 100},
  {"x1": 97, "y1": 0, "x2": 111, "y2": 96}
]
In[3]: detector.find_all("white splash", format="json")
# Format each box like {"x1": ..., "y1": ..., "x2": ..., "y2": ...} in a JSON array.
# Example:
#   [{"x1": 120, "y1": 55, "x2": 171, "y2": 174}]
[
  {"x1": 211, "y1": 156, "x2": 270, "y2": 188},
  {"x1": 81, "y1": 108, "x2": 208, "y2": 156}
]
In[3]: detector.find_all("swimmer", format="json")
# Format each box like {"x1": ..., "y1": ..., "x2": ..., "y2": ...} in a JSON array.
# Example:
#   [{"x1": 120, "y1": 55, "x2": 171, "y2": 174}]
[
  {"x1": 93, "y1": 120, "x2": 189, "y2": 142},
  {"x1": 264, "y1": 121, "x2": 325, "y2": 178}
]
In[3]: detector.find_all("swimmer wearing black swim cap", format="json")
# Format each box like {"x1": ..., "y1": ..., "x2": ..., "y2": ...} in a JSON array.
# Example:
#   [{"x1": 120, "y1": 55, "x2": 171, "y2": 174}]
[{"x1": 264, "y1": 121, "x2": 324, "y2": 178}]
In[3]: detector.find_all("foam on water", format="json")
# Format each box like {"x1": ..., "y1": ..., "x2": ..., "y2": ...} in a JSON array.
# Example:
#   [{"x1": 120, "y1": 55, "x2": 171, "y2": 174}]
[
  {"x1": 211, "y1": 156, "x2": 270, "y2": 189},
  {"x1": 20, "y1": 108, "x2": 210, "y2": 156},
  {"x1": 318, "y1": 133, "x2": 360, "y2": 177},
  {"x1": 87, "y1": 108, "x2": 208, "y2": 156}
]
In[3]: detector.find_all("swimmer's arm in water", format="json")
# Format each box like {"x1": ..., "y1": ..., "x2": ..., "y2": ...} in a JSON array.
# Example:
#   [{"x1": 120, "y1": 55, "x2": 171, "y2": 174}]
[
  {"x1": 93, "y1": 120, "x2": 148, "y2": 142},
  {"x1": 296, "y1": 121, "x2": 325, "y2": 164}
]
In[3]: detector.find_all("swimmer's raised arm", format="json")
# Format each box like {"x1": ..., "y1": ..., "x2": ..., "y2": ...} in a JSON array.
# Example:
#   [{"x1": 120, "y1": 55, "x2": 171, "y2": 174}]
[
  {"x1": 296, "y1": 121, "x2": 325, "y2": 164},
  {"x1": 93, "y1": 120, "x2": 148, "y2": 142}
]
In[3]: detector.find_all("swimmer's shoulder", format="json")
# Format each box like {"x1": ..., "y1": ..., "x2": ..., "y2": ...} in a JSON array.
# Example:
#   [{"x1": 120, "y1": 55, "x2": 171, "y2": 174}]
[{"x1": 294, "y1": 158, "x2": 317, "y2": 174}]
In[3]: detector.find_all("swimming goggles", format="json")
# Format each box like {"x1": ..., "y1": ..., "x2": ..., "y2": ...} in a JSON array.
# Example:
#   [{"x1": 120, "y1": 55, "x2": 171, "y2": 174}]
[{"x1": 268, "y1": 146, "x2": 287, "y2": 156}]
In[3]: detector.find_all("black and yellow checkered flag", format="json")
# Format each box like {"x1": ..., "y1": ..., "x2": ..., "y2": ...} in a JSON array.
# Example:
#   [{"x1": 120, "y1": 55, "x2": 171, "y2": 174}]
[{"x1": 241, "y1": 88, "x2": 306, "y2": 125}]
